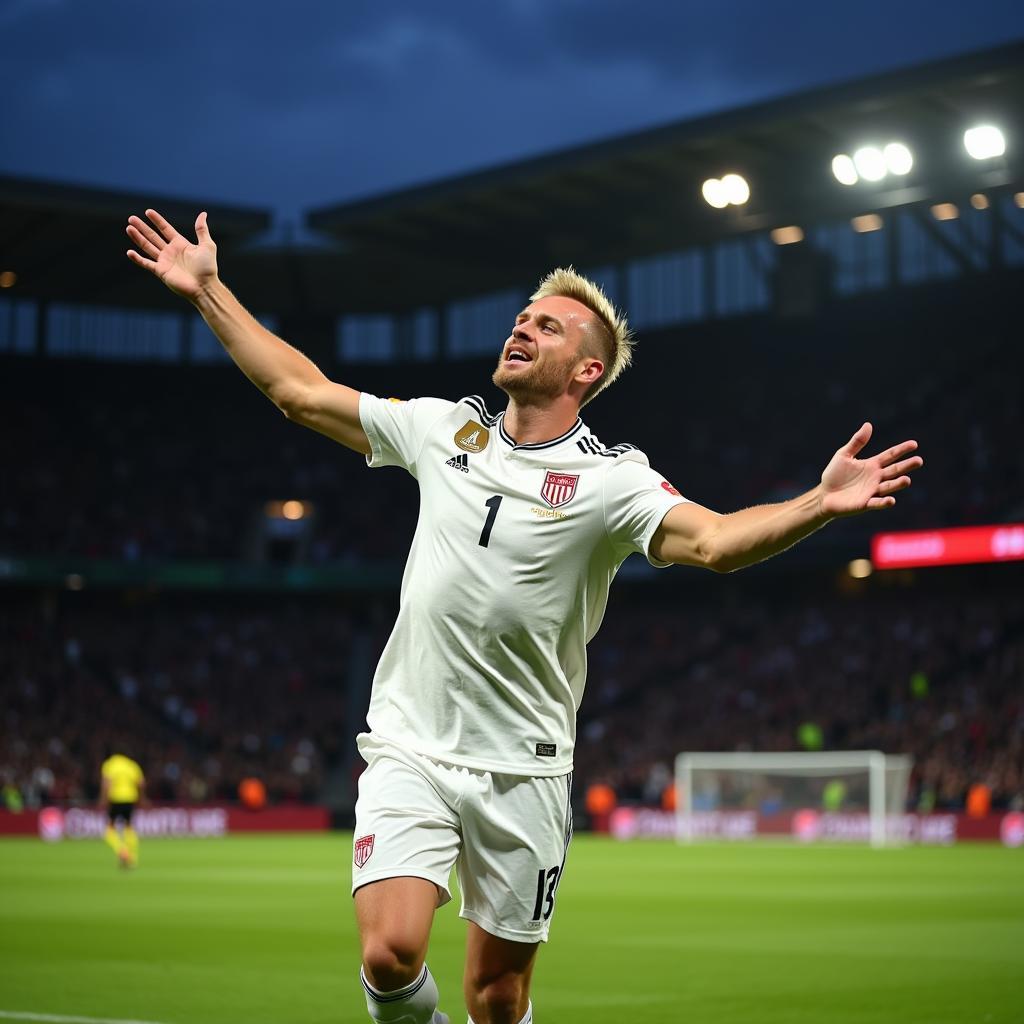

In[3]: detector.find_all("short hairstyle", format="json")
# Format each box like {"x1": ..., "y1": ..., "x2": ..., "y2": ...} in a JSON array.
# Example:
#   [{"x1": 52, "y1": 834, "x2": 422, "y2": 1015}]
[{"x1": 531, "y1": 266, "x2": 634, "y2": 406}]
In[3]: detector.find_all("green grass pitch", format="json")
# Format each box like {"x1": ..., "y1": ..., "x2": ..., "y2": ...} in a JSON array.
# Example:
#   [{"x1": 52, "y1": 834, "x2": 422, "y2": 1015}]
[{"x1": 1, "y1": 834, "x2": 1021, "y2": 1024}]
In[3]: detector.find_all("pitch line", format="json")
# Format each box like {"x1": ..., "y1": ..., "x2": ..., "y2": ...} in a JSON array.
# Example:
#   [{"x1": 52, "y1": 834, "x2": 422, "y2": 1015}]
[{"x1": 0, "y1": 1012, "x2": 171, "y2": 1024}]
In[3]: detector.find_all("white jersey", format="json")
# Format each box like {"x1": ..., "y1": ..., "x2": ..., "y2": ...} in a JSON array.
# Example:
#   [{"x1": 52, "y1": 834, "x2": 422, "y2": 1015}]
[{"x1": 358, "y1": 392, "x2": 689, "y2": 776}]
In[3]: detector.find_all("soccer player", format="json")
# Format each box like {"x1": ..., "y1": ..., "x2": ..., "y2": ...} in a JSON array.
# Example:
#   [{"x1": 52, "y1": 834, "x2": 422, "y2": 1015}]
[
  {"x1": 126, "y1": 209, "x2": 922, "y2": 1024},
  {"x1": 99, "y1": 749, "x2": 145, "y2": 869}
]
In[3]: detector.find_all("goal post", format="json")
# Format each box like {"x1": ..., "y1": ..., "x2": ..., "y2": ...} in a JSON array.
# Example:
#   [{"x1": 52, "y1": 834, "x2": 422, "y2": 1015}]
[{"x1": 675, "y1": 751, "x2": 914, "y2": 847}]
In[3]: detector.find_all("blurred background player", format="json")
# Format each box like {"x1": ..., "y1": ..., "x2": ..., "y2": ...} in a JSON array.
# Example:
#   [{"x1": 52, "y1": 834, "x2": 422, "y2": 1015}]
[{"x1": 99, "y1": 749, "x2": 145, "y2": 869}]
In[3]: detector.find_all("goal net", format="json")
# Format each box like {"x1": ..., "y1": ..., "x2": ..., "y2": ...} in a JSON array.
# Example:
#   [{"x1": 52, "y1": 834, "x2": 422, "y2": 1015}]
[{"x1": 675, "y1": 751, "x2": 914, "y2": 847}]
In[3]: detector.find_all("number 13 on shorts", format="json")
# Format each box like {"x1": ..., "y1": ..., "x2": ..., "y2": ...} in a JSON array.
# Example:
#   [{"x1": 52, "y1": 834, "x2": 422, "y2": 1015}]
[{"x1": 531, "y1": 864, "x2": 561, "y2": 922}]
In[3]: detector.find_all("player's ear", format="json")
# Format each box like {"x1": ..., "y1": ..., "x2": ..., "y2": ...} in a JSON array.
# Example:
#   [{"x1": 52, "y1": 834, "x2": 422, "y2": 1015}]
[{"x1": 575, "y1": 356, "x2": 604, "y2": 385}]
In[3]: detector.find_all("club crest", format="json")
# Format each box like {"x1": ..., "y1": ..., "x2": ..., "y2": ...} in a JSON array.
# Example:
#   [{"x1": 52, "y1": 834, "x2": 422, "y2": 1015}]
[
  {"x1": 455, "y1": 421, "x2": 489, "y2": 453},
  {"x1": 541, "y1": 470, "x2": 579, "y2": 509},
  {"x1": 354, "y1": 834, "x2": 375, "y2": 868}
]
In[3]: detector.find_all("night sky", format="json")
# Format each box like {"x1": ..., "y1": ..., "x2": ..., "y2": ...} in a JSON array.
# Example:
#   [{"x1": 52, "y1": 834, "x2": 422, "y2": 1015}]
[{"x1": 3, "y1": 0, "x2": 1023, "y2": 225}]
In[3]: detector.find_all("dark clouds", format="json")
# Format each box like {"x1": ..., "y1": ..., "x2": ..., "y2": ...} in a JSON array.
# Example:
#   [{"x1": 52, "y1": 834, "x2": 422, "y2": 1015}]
[{"x1": 2, "y1": 0, "x2": 1022, "y2": 222}]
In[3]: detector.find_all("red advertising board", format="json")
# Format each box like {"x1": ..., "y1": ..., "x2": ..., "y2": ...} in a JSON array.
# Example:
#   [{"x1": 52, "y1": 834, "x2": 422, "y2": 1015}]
[
  {"x1": 872, "y1": 523, "x2": 1024, "y2": 569},
  {"x1": 0, "y1": 805, "x2": 330, "y2": 840},
  {"x1": 608, "y1": 808, "x2": 1024, "y2": 847}
]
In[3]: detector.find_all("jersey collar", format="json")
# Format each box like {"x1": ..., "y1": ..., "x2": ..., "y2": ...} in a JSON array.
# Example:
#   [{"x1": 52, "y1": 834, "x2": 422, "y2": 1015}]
[{"x1": 497, "y1": 413, "x2": 585, "y2": 452}]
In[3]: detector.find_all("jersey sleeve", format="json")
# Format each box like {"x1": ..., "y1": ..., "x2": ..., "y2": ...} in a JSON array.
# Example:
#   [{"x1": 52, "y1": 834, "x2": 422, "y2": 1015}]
[
  {"x1": 603, "y1": 455, "x2": 690, "y2": 568},
  {"x1": 358, "y1": 393, "x2": 454, "y2": 477}
]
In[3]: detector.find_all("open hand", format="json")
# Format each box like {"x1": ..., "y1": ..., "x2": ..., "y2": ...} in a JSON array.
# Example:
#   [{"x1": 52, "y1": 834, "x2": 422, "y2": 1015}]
[
  {"x1": 126, "y1": 209, "x2": 217, "y2": 301},
  {"x1": 820, "y1": 422, "x2": 923, "y2": 518}
]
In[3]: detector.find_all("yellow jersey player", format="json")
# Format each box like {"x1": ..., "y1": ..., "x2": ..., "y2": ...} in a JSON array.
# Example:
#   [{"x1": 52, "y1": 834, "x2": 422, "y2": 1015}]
[
  {"x1": 99, "y1": 751, "x2": 145, "y2": 869},
  {"x1": 127, "y1": 208, "x2": 922, "y2": 1024}
]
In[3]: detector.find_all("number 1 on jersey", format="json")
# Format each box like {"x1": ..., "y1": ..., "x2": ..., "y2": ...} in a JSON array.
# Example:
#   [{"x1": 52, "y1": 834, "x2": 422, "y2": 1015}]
[{"x1": 478, "y1": 495, "x2": 503, "y2": 548}]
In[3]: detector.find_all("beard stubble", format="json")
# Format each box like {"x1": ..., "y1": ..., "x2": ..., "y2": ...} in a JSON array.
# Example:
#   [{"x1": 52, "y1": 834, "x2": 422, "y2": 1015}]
[{"x1": 492, "y1": 349, "x2": 579, "y2": 403}]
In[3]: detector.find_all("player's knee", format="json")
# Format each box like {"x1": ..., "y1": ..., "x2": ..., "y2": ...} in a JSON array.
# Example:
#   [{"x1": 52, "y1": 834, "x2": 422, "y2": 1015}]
[
  {"x1": 361, "y1": 937, "x2": 425, "y2": 992},
  {"x1": 468, "y1": 973, "x2": 526, "y2": 1024}
]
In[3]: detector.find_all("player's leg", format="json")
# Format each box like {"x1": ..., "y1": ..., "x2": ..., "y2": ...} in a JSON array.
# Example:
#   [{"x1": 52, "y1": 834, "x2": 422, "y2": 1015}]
[
  {"x1": 463, "y1": 923, "x2": 537, "y2": 1024},
  {"x1": 356, "y1": 876, "x2": 437, "y2": 989},
  {"x1": 352, "y1": 740, "x2": 462, "y2": 1024},
  {"x1": 104, "y1": 805, "x2": 127, "y2": 863},
  {"x1": 122, "y1": 824, "x2": 139, "y2": 863},
  {"x1": 103, "y1": 821, "x2": 122, "y2": 859},
  {"x1": 356, "y1": 878, "x2": 447, "y2": 1023},
  {"x1": 457, "y1": 770, "x2": 573, "y2": 1024},
  {"x1": 122, "y1": 803, "x2": 139, "y2": 865}
]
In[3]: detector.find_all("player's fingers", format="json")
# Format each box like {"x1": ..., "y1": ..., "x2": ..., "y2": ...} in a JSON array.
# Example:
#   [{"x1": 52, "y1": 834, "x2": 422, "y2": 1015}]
[
  {"x1": 126, "y1": 224, "x2": 161, "y2": 259},
  {"x1": 877, "y1": 476, "x2": 911, "y2": 495},
  {"x1": 194, "y1": 210, "x2": 214, "y2": 246},
  {"x1": 881, "y1": 455, "x2": 923, "y2": 480},
  {"x1": 841, "y1": 422, "x2": 872, "y2": 457},
  {"x1": 126, "y1": 248, "x2": 159, "y2": 273},
  {"x1": 127, "y1": 215, "x2": 166, "y2": 251},
  {"x1": 866, "y1": 495, "x2": 897, "y2": 510},
  {"x1": 145, "y1": 207, "x2": 179, "y2": 243},
  {"x1": 877, "y1": 440, "x2": 919, "y2": 468}
]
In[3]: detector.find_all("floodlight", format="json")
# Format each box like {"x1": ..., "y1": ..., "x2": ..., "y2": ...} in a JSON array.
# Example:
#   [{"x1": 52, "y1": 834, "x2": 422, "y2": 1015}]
[
  {"x1": 770, "y1": 226, "x2": 804, "y2": 245},
  {"x1": 831, "y1": 154, "x2": 858, "y2": 185},
  {"x1": 851, "y1": 214, "x2": 883, "y2": 233},
  {"x1": 848, "y1": 558, "x2": 873, "y2": 579},
  {"x1": 702, "y1": 178, "x2": 728, "y2": 209},
  {"x1": 883, "y1": 142, "x2": 913, "y2": 175},
  {"x1": 853, "y1": 147, "x2": 886, "y2": 182},
  {"x1": 720, "y1": 173, "x2": 750, "y2": 205},
  {"x1": 963, "y1": 125, "x2": 1005, "y2": 160}
]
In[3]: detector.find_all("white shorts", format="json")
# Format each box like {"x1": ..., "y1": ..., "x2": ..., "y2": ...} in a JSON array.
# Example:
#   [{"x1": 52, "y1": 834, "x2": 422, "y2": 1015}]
[{"x1": 351, "y1": 733, "x2": 573, "y2": 943}]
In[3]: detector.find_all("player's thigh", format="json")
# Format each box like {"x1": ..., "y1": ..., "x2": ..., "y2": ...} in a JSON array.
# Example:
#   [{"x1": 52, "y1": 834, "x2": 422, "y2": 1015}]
[
  {"x1": 108, "y1": 802, "x2": 132, "y2": 825},
  {"x1": 355, "y1": 876, "x2": 439, "y2": 964},
  {"x1": 457, "y1": 771, "x2": 572, "y2": 944}
]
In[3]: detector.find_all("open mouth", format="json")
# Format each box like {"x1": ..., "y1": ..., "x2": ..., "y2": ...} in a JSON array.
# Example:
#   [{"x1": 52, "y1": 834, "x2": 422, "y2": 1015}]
[{"x1": 505, "y1": 347, "x2": 533, "y2": 364}]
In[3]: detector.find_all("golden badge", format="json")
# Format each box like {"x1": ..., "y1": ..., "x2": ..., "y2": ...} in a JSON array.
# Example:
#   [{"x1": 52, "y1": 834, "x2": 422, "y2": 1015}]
[{"x1": 454, "y1": 420, "x2": 489, "y2": 453}]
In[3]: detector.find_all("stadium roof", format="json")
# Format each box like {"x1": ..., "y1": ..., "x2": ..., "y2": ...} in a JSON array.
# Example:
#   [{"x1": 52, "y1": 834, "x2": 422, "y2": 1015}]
[
  {"x1": 0, "y1": 175, "x2": 270, "y2": 312},
  {"x1": 308, "y1": 40, "x2": 1024, "y2": 309},
  {"x1": 2, "y1": 42, "x2": 1021, "y2": 316}
]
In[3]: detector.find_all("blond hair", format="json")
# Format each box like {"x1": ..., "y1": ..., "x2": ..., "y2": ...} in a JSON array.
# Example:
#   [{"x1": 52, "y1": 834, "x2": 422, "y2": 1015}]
[{"x1": 531, "y1": 266, "x2": 633, "y2": 406}]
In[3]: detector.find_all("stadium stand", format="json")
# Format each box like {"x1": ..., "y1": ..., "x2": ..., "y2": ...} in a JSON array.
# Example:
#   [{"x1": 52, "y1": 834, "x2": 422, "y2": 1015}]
[
  {"x1": 579, "y1": 574, "x2": 1024, "y2": 815},
  {"x1": 2, "y1": 282, "x2": 1022, "y2": 817},
  {"x1": 1, "y1": 595, "x2": 363, "y2": 805},
  {"x1": 3, "y1": 568, "x2": 1021, "y2": 814},
  {"x1": 2, "y1": 281, "x2": 1021, "y2": 563}
]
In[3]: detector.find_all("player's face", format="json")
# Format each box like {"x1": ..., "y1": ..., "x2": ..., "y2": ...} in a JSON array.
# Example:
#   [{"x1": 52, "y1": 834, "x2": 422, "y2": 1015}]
[{"x1": 492, "y1": 296, "x2": 600, "y2": 402}]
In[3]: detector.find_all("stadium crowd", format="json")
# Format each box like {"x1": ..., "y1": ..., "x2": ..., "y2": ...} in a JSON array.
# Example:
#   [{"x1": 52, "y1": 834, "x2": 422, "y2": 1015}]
[
  {"x1": 2, "y1": 576, "x2": 1020, "y2": 815},
  {"x1": 578, "y1": 581, "x2": 1024, "y2": 814},
  {"x1": 2, "y1": 310, "x2": 1021, "y2": 565},
  {"x1": 2, "y1": 285, "x2": 1020, "y2": 818},
  {"x1": 1, "y1": 597, "x2": 349, "y2": 808}
]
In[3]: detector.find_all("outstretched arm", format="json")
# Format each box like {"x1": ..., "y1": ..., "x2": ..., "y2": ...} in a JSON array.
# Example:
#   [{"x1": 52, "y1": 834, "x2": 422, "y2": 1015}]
[
  {"x1": 650, "y1": 422, "x2": 923, "y2": 572},
  {"x1": 126, "y1": 209, "x2": 369, "y2": 455}
]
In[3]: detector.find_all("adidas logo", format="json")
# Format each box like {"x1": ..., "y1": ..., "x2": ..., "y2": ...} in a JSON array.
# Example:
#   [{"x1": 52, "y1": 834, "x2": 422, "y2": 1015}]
[{"x1": 445, "y1": 453, "x2": 470, "y2": 473}]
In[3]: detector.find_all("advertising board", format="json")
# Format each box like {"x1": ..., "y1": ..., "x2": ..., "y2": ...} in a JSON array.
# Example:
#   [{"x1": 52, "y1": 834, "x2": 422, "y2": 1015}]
[
  {"x1": 0, "y1": 805, "x2": 330, "y2": 839},
  {"x1": 608, "y1": 808, "x2": 1024, "y2": 847}
]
